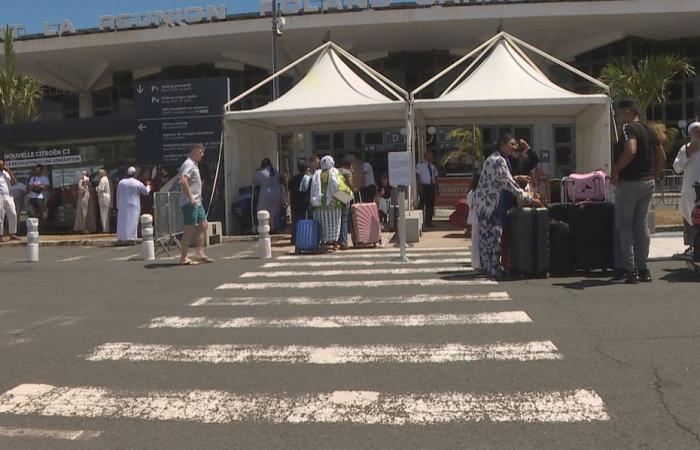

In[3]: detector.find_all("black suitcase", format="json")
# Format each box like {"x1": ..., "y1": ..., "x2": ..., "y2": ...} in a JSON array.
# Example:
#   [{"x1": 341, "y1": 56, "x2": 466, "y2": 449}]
[
  {"x1": 547, "y1": 203, "x2": 574, "y2": 225},
  {"x1": 507, "y1": 207, "x2": 550, "y2": 277},
  {"x1": 572, "y1": 202, "x2": 615, "y2": 272},
  {"x1": 549, "y1": 220, "x2": 574, "y2": 276}
]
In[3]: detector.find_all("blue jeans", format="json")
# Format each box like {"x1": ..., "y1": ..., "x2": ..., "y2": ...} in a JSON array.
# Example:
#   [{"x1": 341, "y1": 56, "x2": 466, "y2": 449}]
[
  {"x1": 339, "y1": 206, "x2": 349, "y2": 245},
  {"x1": 615, "y1": 179, "x2": 655, "y2": 272}
]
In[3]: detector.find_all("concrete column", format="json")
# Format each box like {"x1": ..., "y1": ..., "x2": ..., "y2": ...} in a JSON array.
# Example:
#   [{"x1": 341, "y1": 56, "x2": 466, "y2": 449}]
[{"x1": 79, "y1": 91, "x2": 94, "y2": 118}]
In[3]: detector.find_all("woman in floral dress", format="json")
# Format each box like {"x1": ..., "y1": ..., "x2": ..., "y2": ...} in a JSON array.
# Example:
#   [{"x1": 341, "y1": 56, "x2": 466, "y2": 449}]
[{"x1": 473, "y1": 133, "x2": 533, "y2": 278}]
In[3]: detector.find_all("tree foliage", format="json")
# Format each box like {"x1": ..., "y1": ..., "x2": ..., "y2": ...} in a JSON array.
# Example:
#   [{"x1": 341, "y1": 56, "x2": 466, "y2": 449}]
[
  {"x1": 0, "y1": 27, "x2": 44, "y2": 124},
  {"x1": 444, "y1": 126, "x2": 483, "y2": 169},
  {"x1": 599, "y1": 54, "x2": 695, "y2": 115}
]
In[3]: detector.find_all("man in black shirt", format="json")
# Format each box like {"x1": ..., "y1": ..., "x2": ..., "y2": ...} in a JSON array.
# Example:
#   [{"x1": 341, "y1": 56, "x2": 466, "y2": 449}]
[
  {"x1": 509, "y1": 139, "x2": 540, "y2": 177},
  {"x1": 611, "y1": 99, "x2": 666, "y2": 283}
]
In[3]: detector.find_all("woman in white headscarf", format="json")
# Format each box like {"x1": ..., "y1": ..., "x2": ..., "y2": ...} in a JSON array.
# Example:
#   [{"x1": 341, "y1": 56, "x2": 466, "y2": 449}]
[{"x1": 310, "y1": 156, "x2": 349, "y2": 246}]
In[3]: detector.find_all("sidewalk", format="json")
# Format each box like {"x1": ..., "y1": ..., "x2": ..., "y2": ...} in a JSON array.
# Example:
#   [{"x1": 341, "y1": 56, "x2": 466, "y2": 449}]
[{"x1": 0, "y1": 223, "x2": 687, "y2": 261}]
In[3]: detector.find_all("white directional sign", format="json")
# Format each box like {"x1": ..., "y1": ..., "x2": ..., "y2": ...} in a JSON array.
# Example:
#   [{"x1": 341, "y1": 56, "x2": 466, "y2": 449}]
[{"x1": 388, "y1": 151, "x2": 412, "y2": 187}]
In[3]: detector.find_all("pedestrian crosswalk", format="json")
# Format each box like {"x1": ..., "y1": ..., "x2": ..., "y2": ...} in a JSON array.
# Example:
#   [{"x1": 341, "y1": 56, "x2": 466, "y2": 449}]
[{"x1": 0, "y1": 245, "x2": 610, "y2": 439}]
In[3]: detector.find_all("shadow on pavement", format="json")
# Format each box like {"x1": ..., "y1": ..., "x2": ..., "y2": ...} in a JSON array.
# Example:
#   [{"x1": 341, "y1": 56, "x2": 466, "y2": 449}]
[
  {"x1": 660, "y1": 268, "x2": 700, "y2": 283},
  {"x1": 144, "y1": 262, "x2": 184, "y2": 269},
  {"x1": 552, "y1": 279, "x2": 614, "y2": 290}
]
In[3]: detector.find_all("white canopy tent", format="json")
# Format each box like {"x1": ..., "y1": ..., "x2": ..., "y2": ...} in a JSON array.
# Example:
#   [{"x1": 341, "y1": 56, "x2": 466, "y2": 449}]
[
  {"x1": 222, "y1": 41, "x2": 409, "y2": 234},
  {"x1": 412, "y1": 32, "x2": 613, "y2": 175}
]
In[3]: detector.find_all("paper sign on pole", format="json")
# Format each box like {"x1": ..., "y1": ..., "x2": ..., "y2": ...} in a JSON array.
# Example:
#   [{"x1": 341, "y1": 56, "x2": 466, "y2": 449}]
[{"x1": 389, "y1": 151, "x2": 412, "y2": 187}]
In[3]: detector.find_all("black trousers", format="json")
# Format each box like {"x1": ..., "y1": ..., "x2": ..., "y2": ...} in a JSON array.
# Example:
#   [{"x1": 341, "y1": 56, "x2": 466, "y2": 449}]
[{"x1": 419, "y1": 184, "x2": 436, "y2": 225}]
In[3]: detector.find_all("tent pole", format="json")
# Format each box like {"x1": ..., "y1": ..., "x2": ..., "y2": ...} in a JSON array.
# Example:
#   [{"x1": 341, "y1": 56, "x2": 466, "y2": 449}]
[
  {"x1": 224, "y1": 42, "x2": 331, "y2": 112},
  {"x1": 441, "y1": 39, "x2": 498, "y2": 97},
  {"x1": 412, "y1": 32, "x2": 503, "y2": 98},
  {"x1": 502, "y1": 34, "x2": 545, "y2": 76},
  {"x1": 506, "y1": 33, "x2": 610, "y2": 93},
  {"x1": 330, "y1": 43, "x2": 408, "y2": 101}
]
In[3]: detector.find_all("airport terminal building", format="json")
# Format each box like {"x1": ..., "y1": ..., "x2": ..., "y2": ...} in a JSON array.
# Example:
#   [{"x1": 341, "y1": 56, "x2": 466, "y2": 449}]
[{"x1": 1, "y1": 0, "x2": 699, "y2": 230}]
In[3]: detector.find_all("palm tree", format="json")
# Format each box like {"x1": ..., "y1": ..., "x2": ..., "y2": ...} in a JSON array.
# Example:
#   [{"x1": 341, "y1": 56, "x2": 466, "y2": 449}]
[
  {"x1": 0, "y1": 27, "x2": 44, "y2": 124},
  {"x1": 444, "y1": 126, "x2": 483, "y2": 170},
  {"x1": 599, "y1": 54, "x2": 695, "y2": 118}
]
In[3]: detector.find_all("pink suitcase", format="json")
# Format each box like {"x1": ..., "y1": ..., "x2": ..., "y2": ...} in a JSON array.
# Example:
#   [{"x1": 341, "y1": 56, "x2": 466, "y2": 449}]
[
  {"x1": 562, "y1": 170, "x2": 609, "y2": 203},
  {"x1": 351, "y1": 202, "x2": 382, "y2": 247}
]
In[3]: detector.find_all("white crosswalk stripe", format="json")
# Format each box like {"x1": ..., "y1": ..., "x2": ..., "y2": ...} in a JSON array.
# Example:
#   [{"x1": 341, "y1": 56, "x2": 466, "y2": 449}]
[
  {"x1": 190, "y1": 292, "x2": 512, "y2": 307},
  {"x1": 0, "y1": 384, "x2": 609, "y2": 424},
  {"x1": 276, "y1": 251, "x2": 470, "y2": 260},
  {"x1": 216, "y1": 279, "x2": 496, "y2": 290},
  {"x1": 262, "y1": 258, "x2": 468, "y2": 268},
  {"x1": 145, "y1": 311, "x2": 532, "y2": 329},
  {"x1": 241, "y1": 266, "x2": 474, "y2": 278},
  {"x1": 0, "y1": 426, "x2": 102, "y2": 441},
  {"x1": 86, "y1": 341, "x2": 562, "y2": 364}
]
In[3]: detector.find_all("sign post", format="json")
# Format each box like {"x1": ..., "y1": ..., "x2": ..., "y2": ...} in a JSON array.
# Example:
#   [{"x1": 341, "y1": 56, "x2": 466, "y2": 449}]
[{"x1": 388, "y1": 151, "x2": 412, "y2": 263}]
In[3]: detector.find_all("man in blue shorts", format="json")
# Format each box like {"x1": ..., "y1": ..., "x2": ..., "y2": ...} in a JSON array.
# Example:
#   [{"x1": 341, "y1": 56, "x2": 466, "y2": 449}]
[{"x1": 179, "y1": 144, "x2": 213, "y2": 265}]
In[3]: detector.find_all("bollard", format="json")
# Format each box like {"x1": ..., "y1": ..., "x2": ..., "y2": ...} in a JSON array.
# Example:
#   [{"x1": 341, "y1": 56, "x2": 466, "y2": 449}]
[
  {"x1": 257, "y1": 210, "x2": 272, "y2": 259},
  {"x1": 26, "y1": 218, "x2": 39, "y2": 262},
  {"x1": 140, "y1": 214, "x2": 155, "y2": 261}
]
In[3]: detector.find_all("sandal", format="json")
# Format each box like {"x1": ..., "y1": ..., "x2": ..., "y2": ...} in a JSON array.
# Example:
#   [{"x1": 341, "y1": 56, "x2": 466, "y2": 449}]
[{"x1": 180, "y1": 259, "x2": 200, "y2": 265}]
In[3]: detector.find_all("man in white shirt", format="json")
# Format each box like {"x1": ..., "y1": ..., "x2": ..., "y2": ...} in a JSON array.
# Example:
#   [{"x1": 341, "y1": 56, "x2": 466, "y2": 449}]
[
  {"x1": 0, "y1": 160, "x2": 20, "y2": 241},
  {"x1": 674, "y1": 122, "x2": 700, "y2": 254},
  {"x1": 355, "y1": 153, "x2": 377, "y2": 203},
  {"x1": 416, "y1": 150, "x2": 439, "y2": 227},
  {"x1": 178, "y1": 144, "x2": 212, "y2": 265},
  {"x1": 96, "y1": 169, "x2": 112, "y2": 233},
  {"x1": 26, "y1": 164, "x2": 50, "y2": 230}
]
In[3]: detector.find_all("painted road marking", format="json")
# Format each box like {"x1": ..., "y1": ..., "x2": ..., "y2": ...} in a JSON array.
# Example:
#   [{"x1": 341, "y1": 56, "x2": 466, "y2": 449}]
[
  {"x1": 86, "y1": 341, "x2": 561, "y2": 364},
  {"x1": 55, "y1": 256, "x2": 90, "y2": 263},
  {"x1": 262, "y1": 258, "x2": 468, "y2": 268},
  {"x1": 276, "y1": 251, "x2": 470, "y2": 260},
  {"x1": 240, "y1": 267, "x2": 474, "y2": 278},
  {"x1": 0, "y1": 384, "x2": 609, "y2": 424},
  {"x1": 190, "y1": 292, "x2": 512, "y2": 307},
  {"x1": 145, "y1": 312, "x2": 531, "y2": 329},
  {"x1": 216, "y1": 279, "x2": 496, "y2": 290},
  {"x1": 0, "y1": 426, "x2": 101, "y2": 441}
]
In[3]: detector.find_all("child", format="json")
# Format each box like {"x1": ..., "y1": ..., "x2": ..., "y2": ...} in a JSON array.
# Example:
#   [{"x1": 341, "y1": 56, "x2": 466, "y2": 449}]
[
  {"x1": 376, "y1": 173, "x2": 392, "y2": 223},
  {"x1": 466, "y1": 174, "x2": 481, "y2": 271}
]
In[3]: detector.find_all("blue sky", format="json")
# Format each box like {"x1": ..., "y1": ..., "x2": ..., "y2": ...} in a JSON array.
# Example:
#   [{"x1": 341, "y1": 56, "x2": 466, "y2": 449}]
[{"x1": 2, "y1": 0, "x2": 260, "y2": 33}]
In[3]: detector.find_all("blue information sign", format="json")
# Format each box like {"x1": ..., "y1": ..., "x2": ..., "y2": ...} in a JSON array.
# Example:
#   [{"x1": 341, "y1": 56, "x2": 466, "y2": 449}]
[{"x1": 135, "y1": 77, "x2": 229, "y2": 164}]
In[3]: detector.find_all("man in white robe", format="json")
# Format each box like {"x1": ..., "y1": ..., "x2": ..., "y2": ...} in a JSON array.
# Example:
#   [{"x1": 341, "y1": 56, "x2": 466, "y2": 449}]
[
  {"x1": 116, "y1": 167, "x2": 150, "y2": 243},
  {"x1": 96, "y1": 169, "x2": 112, "y2": 233},
  {"x1": 674, "y1": 122, "x2": 700, "y2": 253}
]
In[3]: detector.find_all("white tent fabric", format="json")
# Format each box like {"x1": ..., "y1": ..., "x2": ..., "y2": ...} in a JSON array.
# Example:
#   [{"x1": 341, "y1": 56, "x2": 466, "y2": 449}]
[
  {"x1": 225, "y1": 47, "x2": 405, "y2": 129},
  {"x1": 223, "y1": 42, "x2": 409, "y2": 233},
  {"x1": 412, "y1": 34, "x2": 612, "y2": 173}
]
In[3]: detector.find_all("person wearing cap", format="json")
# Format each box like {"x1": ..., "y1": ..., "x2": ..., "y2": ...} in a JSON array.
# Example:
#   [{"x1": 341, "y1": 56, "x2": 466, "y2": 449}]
[
  {"x1": 116, "y1": 166, "x2": 150, "y2": 244},
  {"x1": 673, "y1": 122, "x2": 700, "y2": 254},
  {"x1": 611, "y1": 99, "x2": 666, "y2": 283}
]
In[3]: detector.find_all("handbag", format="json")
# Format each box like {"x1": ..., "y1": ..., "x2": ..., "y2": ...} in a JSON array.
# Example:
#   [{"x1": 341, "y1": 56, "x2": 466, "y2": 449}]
[{"x1": 332, "y1": 190, "x2": 353, "y2": 206}]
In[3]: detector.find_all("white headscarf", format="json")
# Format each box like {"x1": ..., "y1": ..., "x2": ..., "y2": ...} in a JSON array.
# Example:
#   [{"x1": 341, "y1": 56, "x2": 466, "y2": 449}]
[
  {"x1": 688, "y1": 122, "x2": 700, "y2": 135},
  {"x1": 127, "y1": 166, "x2": 137, "y2": 176},
  {"x1": 311, "y1": 156, "x2": 340, "y2": 207}
]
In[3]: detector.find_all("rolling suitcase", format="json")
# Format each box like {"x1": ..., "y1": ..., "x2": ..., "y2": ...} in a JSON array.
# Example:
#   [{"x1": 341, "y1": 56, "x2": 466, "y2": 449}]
[
  {"x1": 294, "y1": 219, "x2": 321, "y2": 254},
  {"x1": 351, "y1": 202, "x2": 382, "y2": 248},
  {"x1": 506, "y1": 207, "x2": 549, "y2": 277},
  {"x1": 547, "y1": 203, "x2": 574, "y2": 225},
  {"x1": 572, "y1": 201, "x2": 615, "y2": 272},
  {"x1": 549, "y1": 220, "x2": 574, "y2": 276}
]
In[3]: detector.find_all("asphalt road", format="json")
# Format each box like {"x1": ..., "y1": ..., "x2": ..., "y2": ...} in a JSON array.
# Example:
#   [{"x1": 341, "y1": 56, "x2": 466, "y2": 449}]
[{"x1": 1, "y1": 242, "x2": 699, "y2": 449}]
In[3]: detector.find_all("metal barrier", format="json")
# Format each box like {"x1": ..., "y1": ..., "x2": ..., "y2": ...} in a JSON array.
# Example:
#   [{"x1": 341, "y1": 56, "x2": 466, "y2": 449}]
[
  {"x1": 655, "y1": 169, "x2": 682, "y2": 209},
  {"x1": 153, "y1": 192, "x2": 185, "y2": 253}
]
